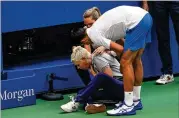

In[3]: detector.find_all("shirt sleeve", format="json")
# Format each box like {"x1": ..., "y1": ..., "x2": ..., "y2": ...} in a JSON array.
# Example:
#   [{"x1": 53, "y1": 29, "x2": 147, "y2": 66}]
[
  {"x1": 93, "y1": 56, "x2": 110, "y2": 73},
  {"x1": 87, "y1": 28, "x2": 111, "y2": 49}
]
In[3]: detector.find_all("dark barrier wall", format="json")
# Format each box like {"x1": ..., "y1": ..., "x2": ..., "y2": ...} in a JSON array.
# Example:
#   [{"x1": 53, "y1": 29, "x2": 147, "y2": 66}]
[{"x1": 2, "y1": 1, "x2": 179, "y2": 78}]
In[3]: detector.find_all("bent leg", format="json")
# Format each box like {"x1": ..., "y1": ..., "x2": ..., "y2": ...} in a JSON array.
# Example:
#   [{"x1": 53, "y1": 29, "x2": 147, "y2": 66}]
[
  {"x1": 120, "y1": 49, "x2": 138, "y2": 92},
  {"x1": 98, "y1": 75, "x2": 124, "y2": 101},
  {"x1": 75, "y1": 73, "x2": 124, "y2": 103},
  {"x1": 132, "y1": 48, "x2": 144, "y2": 103},
  {"x1": 133, "y1": 48, "x2": 144, "y2": 86}
]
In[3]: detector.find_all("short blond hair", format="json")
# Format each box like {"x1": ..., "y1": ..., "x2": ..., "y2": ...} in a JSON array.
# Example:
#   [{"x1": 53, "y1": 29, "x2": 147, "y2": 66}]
[
  {"x1": 83, "y1": 7, "x2": 101, "y2": 20},
  {"x1": 71, "y1": 46, "x2": 91, "y2": 62}
]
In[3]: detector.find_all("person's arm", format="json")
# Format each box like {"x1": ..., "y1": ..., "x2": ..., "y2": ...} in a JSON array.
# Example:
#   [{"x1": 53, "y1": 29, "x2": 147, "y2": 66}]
[
  {"x1": 90, "y1": 65, "x2": 113, "y2": 77},
  {"x1": 89, "y1": 65, "x2": 97, "y2": 76},
  {"x1": 93, "y1": 46, "x2": 106, "y2": 55},
  {"x1": 102, "y1": 66, "x2": 113, "y2": 77},
  {"x1": 103, "y1": 38, "x2": 125, "y2": 57},
  {"x1": 91, "y1": 38, "x2": 124, "y2": 56},
  {"x1": 84, "y1": 44, "x2": 95, "y2": 76},
  {"x1": 84, "y1": 44, "x2": 91, "y2": 53},
  {"x1": 110, "y1": 41, "x2": 124, "y2": 57},
  {"x1": 142, "y1": 0, "x2": 149, "y2": 11},
  {"x1": 93, "y1": 55, "x2": 114, "y2": 77},
  {"x1": 87, "y1": 29, "x2": 124, "y2": 57},
  {"x1": 116, "y1": 38, "x2": 125, "y2": 47}
]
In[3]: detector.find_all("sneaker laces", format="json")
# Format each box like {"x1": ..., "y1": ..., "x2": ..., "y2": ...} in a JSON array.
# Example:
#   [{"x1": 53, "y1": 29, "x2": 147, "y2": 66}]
[
  {"x1": 113, "y1": 102, "x2": 134, "y2": 113},
  {"x1": 66, "y1": 95, "x2": 79, "y2": 108},
  {"x1": 114, "y1": 102, "x2": 124, "y2": 110},
  {"x1": 115, "y1": 101, "x2": 122, "y2": 107}
]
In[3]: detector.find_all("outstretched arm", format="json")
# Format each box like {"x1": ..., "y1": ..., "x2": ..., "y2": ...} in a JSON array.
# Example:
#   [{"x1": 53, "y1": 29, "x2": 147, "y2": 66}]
[
  {"x1": 110, "y1": 41, "x2": 124, "y2": 58},
  {"x1": 84, "y1": 44, "x2": 91, "y2": 53},
  {"x1": 116, "y1": 38, "x2": 125, "y2": 46}
]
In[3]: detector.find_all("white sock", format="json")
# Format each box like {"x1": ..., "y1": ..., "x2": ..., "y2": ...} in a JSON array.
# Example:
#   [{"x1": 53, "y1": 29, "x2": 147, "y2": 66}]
[
  {"x1": 133, "y1": 86, "x2": 141, "y2": 101},
  {"x1": 124, "y1": 92, "x2": 133, "y2": 106}
]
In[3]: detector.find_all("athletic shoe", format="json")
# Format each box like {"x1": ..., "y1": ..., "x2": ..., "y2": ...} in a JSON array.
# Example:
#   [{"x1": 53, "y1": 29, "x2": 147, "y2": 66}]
[
  {"x1": 60, "y1": 96, "x2": 79, "y2": 112},
  {"x1": 85, "y1": 103, "x2": 106, "y2": 114},
  {"x1": 134, "y1": 99, "x2": 143, "y2": 110},
  {"x1": 115, "y1": 100, "x2": 143, "y2": 110},
  {"x1": 106, "y1": 102, "x2": 136, "y2": 116},
  {"x1": 115, "y1": 101, "x2": 122, "y2": 107},
  {"x1": 156, "y1": 74, "x2": 174, "y2": 85}
]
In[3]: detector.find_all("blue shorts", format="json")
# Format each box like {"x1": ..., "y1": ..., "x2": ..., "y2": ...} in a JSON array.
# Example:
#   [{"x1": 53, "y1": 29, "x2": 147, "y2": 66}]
[{"x1": 124, "y1": 13, "x2": 153, "y2": 51}]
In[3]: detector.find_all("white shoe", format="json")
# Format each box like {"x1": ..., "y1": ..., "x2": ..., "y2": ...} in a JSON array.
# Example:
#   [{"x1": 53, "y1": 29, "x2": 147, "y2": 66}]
[
  {"x1": 60, "y1": 96, "x2": 80, "y2": 112},
  {"x1": 156, "y1": 74, "x2": 174, "y2": 85},
  {"x1": 115, "y1": 101, "x2": 122, "y2": 107},
  {"x1": 107, "y1": 102, "x2": 136, "y2": 116}
]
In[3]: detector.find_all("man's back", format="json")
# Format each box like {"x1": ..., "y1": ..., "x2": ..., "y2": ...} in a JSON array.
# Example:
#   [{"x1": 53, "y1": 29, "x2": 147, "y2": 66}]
[
  {"x1": 92, "y1": 6, "x2": 148, "y2": 31},
  {"x1": 87, "y1": 6, "x2": 148, "y2": 49}
]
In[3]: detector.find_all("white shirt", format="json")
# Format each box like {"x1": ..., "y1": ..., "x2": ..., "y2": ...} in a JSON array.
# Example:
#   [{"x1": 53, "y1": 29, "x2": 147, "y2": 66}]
[{"x1": 87, "y1": 5, "x2": 148, "y2": 49}]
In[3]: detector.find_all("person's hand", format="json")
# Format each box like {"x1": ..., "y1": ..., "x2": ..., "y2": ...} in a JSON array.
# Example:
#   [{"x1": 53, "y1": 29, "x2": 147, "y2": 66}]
[
  {"x1": 110, "y1": 51, "x2": 117, "y2": 57},
  {"x1": 93, "y1": 46, "x2": 106, "y2": 55},
  {"x1": 89, "y1": 66, "x2": 96, "y2": 76},
  {"x1": 142, "y1": 1, "x2": 149, "y2": 11},
  {"x1": 106, "y1": 50, "x2": 117, "y2": 57}
]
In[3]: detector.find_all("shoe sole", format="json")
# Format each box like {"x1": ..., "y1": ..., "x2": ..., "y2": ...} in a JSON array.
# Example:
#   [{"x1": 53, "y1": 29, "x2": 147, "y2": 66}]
[
  {"x1": 156, "y1": 79, "x2": 174, "y2": 85},
  {"x1": 135, "y1": 106, "x2": 143, "y2": 110},
  {"x1": 107, "y1": 111, "x2": 136, "y2": 116},
  {"x1": 85, "y1": 104, "x2": 106, "y2": 114},
  {"x1": 60, "y1": 106, "x2": 76, "y2": 113}
]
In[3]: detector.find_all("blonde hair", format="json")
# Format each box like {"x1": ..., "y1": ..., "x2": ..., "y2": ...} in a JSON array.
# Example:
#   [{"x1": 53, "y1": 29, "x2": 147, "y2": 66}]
[
  {"x1": 71, "y1": 46, "x2": 91, "y2": 62},
  {"x1": 83, "y1": 7, "x2": 101, "y2": 20}
]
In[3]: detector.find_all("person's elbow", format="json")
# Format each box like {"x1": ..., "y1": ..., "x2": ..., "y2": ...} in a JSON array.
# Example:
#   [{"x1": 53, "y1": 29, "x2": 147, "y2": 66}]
[
  {"x1": 103, "y1": 67, "x2": 113, "y2": 77},
  {"x1": 110, "y1": 41, "x2": 124, "y2": 56}
]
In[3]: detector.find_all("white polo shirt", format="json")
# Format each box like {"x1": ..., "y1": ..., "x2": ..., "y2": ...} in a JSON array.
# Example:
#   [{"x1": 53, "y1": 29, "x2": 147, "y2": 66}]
[{"x1": 87, "y1": 5, "x2": 148, "y2": 49}]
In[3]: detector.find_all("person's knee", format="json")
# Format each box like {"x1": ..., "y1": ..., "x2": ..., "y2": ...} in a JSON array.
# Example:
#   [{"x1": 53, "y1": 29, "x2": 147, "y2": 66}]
[
  {"x1": 96, "y1": 73, "x2": 105, "y2": 77},
  {"x1": 120, "y1": 59, "x2": 133, "y2": 74},
  {"x1": 120, "y1": 49, "x2": 138, "y2": 71},
  {"x1": 95, "y1": 73, "x2": 109, "y2": 81},
  {"x1": 120, "y1": 52, "x2": 134, "y2": 67},
  {"x1": 120, "y1": 58, "x2": 132, "y2": 73}
]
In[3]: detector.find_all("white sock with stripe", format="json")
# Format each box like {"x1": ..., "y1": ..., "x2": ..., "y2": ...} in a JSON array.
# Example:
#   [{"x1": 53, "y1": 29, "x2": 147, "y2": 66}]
[
  {"x1": 124, "y1": 92, "x2": 133, "y2": 106},
  {"x1": 133, "y1": 86, "x2": 141, "y2": 101}
]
